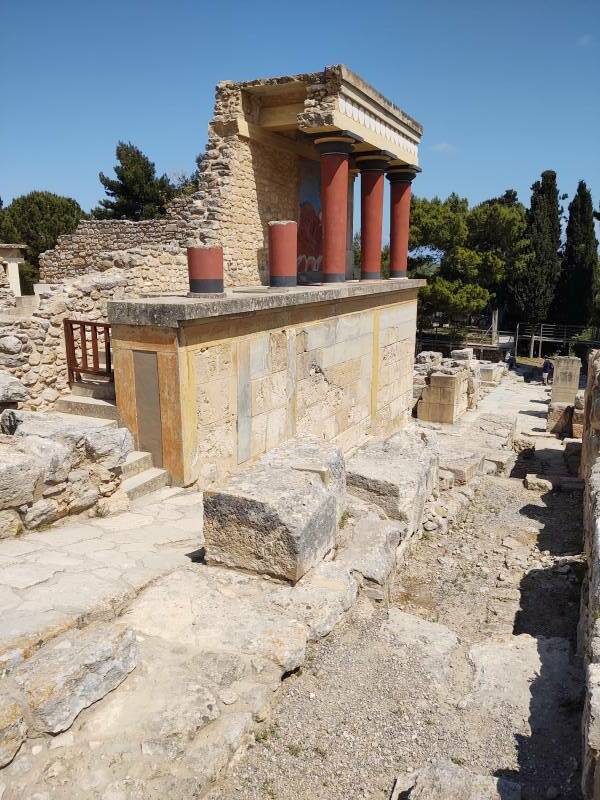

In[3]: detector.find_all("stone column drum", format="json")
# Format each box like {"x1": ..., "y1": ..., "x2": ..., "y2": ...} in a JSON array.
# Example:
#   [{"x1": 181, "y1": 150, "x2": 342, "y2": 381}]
[
  {"x1": 268, "y1": 221, "x2": 297, "y2": 287},
  {"x1": 356, "y1": 154, "x2": 388, "y2": 280},
  {"x1": 187, "y1": 246, "x2": 224, "y2": 294},
  {"x1": 387, "y1": 166, "x2": 419, "y2": 278},
  {"x1": 315, "y1": 137, "x2": 354, "y2": 283}
]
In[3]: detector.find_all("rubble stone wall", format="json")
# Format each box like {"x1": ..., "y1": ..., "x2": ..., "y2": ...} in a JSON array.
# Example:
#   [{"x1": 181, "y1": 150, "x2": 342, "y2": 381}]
[
  {"x1": 579, "y1": 349, "x2": 600, "y2": 798},
  {"x1": 0, "y1": 270, "x2": 155, "y2": 412}
]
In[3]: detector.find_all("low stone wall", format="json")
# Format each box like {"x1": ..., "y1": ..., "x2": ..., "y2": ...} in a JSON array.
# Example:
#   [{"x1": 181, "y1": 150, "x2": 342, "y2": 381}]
[
  {"x1": 109, "y1": 281, "x2": 421, "y2": 488},
  {"x1": 0, "y1": 409, "x2": 132, "y2": 537},
  {"x1": 579, "y1": 350, "x2": 600, "y2": 798}
]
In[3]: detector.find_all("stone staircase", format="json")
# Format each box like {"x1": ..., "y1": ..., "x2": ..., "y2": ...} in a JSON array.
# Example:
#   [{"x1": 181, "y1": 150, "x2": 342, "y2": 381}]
[{"x1": 56, "y1": 380, "x2": 171, "y2": 501}]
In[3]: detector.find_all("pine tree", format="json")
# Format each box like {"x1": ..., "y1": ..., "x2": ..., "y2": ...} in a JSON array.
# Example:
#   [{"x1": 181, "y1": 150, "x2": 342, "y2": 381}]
[
  {"x1": 92, "y1": 142, "x2": 175, "y2": 220},
  {"x1": 511, "y1": 170, "x2": 562, "y2": 355},
  {"x1": 558, "y1": 181, "x2": 599, "y2": 325}
]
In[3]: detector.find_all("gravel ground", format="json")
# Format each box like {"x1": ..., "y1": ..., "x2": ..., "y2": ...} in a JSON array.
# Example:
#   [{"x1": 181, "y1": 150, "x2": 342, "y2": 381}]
[{"x1": 206, "y1": 474, "x2": 584, "y2": 800}]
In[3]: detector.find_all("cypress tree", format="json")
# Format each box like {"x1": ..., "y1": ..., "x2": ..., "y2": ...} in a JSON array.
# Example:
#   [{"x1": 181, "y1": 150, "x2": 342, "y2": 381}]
[
  {"x1": 560, "y1": 181, "x2": 599, "y2": 326},
  {"x1": 511, "y1": 171, "x2": 562, "y2": 355}
]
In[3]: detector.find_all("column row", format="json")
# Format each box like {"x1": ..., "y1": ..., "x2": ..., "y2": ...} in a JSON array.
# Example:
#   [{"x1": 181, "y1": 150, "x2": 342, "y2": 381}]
[{"x1": 315, "y1": 135, "x2": 420, "y2": 283}]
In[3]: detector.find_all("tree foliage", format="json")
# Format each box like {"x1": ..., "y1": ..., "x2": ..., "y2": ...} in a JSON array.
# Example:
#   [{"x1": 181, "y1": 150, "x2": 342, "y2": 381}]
[
  {"x1": 510, "y1": 170, "x2": 562, "y2": 330},
  {"x1": 92, "y1": 142, "x2": 176, "y2": 220},
  {"x1": 555, "y1": 181, "x2": 599, "y2": 325},
  {"x1": 417, "y1": 277, "x2": 490, "y2": 327},
  {"x1": 0, "y1": 191, "x2": 86, "y2": 291}
]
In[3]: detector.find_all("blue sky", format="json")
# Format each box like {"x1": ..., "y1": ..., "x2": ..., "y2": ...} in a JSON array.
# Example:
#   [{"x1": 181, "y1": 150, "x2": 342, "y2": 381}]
[{"x1": 1, "y1": 0, "x2": 599, "y2": 215}]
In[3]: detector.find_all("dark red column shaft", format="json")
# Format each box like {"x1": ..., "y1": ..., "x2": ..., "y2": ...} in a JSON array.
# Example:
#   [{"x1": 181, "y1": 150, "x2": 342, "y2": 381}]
[
  {"x1": 358, "y1": 159, "x2": 387, "y2": 280},
  {"x1": 390, "y1": 180, "x2": 411, "y2": 277},
  {"x1": 268, "y1": 221, "x2": 297, "y2": 287},
  {"x1": 187, "y1": 246, "x2": 223, "y2": 293},
  {"x1": 320, "y1": 152, "x2": 350, "y2": 282},
  {"x1": 387, "y1": 167, "x2": 419, "y2": 278}
]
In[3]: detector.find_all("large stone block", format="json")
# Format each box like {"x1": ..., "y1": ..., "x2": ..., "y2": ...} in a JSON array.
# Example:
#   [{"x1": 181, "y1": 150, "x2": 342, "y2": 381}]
[
  {"x1": 204, "y1": 435, "x2": 345, "y2": 582},
  {"x1": 346, "y1": 427, "x2": 438, "y2": 534},
  {"x1": 547, "y1": 402, "x2": 573, "y2": 436}
]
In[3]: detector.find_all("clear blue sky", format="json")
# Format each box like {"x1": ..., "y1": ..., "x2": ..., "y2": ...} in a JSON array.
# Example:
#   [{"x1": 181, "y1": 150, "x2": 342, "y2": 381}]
[{"x1": 1, "y1": 0, "x2": 599, "y2": 214}]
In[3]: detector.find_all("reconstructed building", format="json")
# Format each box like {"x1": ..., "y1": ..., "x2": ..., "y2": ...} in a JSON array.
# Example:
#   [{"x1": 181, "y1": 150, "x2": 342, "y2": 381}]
[{"x1": 6, "y1": 65, "x2": 426, "y2": 488}]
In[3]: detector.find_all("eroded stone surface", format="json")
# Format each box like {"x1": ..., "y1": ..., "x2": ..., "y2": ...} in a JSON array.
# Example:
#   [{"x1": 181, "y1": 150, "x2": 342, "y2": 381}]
[
  {"x1": 396, "y1": 760, "x2": 521, "y2": 799},
  {"x1": 346, "y1": 427, "x2": 438, "y2": 533}
]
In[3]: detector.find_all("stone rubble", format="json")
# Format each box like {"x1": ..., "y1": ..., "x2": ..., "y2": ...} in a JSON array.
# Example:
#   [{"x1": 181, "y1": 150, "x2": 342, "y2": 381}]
[{"x1": 0, "y1": 409, "x2": 132, "y2": 536}]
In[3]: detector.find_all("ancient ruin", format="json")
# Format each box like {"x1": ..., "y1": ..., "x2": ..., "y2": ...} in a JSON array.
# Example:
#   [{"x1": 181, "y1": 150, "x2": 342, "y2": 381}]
[{"x1": 0, "y1": 64, "x2": 597, "y2": 800}]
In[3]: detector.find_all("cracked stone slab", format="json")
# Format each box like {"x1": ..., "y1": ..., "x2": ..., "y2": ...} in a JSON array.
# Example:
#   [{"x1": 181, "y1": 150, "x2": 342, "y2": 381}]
[
  {"x1": 11, "y1": 623, "x2": 138, "y2": 734},
  {"x1": 204, "y1": 435, "x2": 345, "y2": 582},
  {"x1": 380, "y1": 609, "x2": 460, "y2": 681}
]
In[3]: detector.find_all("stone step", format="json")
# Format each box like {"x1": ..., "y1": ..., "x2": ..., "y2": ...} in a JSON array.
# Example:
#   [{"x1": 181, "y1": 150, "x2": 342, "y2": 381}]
[
  {"x1": 51, "y1": 411, "x2": 117, "y2": 429},
  {"x1": 121, "y1": 467, "x2": 170, "y2": 500},
  {"x1": 56, "y1": 394, "x2": 119, "y2": 421},
  {"x1": 70, "y1": 381, "x2": 116, "y2": 402},
  {"x1": 120, "y1": 451, "x2": 154, "y2": 480}
]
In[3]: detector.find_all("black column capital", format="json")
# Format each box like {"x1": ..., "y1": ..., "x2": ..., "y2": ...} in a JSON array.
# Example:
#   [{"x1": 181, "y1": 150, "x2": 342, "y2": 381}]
[{"x1": 386, "y1": 165, "x2": 421, "y2": 183}]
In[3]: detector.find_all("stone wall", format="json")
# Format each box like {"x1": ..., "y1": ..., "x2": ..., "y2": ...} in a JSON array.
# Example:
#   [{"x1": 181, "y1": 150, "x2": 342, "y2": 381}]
[
  {"x1": 110, "y1": 286, "x2": 420, "y2": 488},
  {"x1": 579, "y1": 350, "x2": 600, "y2": 798},
  {"x1": 0, "y1": 262, "x2": 186, "y2": 412},
  {"x1": 191, "y1": 300, "x2": 415, "y2": 486}
]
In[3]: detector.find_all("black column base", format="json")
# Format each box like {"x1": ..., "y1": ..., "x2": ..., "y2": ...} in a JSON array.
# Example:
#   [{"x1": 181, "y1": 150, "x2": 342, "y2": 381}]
[
  {"x1": 322, "y1": 273, "x2": 346, "y2": 283},
  {"x1": 189, "y1": 278, "x2": 224, "y2": 293},
  {"x1": 270, "y1": 275, "x2": 297, "y2": 287},
  {"x1": 361, "y1": 271, "x2": 382, "y2": 280}
]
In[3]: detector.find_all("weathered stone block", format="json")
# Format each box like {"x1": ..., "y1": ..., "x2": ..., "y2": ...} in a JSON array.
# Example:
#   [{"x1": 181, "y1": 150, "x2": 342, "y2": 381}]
[
  {"x1": 450, "y1": 347, "x2": 474, "y2": 360},
  {"x1": 204, "y1": 435, "x2": 345, "y2": 582},
  {"x1": 0, "y1": 698, "x2": 27, "y2": 767},
  {"x1": 346, "y1": 427, "x2": 438, "y2": 534}
]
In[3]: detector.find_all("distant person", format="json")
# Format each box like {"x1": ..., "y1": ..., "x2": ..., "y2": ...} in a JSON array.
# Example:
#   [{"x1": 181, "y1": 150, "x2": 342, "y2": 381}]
[
  {"x1": 542, "y1": 358, "x2": 552, "y2": 385},
  {"x1": 505, "y1": 351, "x2": 515, "y2": 370}
]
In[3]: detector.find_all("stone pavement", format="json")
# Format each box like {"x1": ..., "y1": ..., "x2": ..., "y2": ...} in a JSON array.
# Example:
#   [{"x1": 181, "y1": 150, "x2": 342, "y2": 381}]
[{"x1": 0, "y1": 486, "x2": 204, "y2": 665}]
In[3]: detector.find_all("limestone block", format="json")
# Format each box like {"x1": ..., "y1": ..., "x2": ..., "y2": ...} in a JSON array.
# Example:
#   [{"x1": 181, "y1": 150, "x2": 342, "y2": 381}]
[
  {"x1": 13, "y1": 623, "x2": 138, "y2": 734},
  {"x1": 346, "y1": 428, "x2": 438, "y2": 534},
  {"x1": 1, "y1": 409, "x2": 105, "y2": 447},
  {"x1": 438, "y1": 449, "x2": 484, "y2": 484},
  {"x1": 0, "y1": 336, "x2": 22, "y2": 355},
  {"x1": 335, "y1": 510, "x2": 404, "y2": 600},
  {"x1": 524, "y1": 473, "x2": 553, "y2": 492},
  {"x1": 551, "y1": 355, "x2": 581, "y2": 405},
  {"x1": 204, "y1": 435, "x2": 345, "y2": 582},
  {"x1": 0, "y1": 448, "x2": 42, "y2": 510},
  {"x1": 395, "y1": 760, "x2": 521, "y2": 799},
  {"x1": 450, "y1": 347, "x2": 474, "y2": 360},
  {"x1": 0, "y1": 371, "x2": 26, "y2": 404},
  {"x1": 84, "y1": 426, "x2": 133, "y2": 469}
]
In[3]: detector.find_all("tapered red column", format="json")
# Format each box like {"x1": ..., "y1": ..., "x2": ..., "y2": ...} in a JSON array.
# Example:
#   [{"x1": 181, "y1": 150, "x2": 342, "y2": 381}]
[
  {"x1": 387, "y1": 166, "x2": 419, "y2": 278},
  {"x1": 316, "y1": 137, "x2": 354, "y2": 282},
  {"x1": 356, "y1": 154, "x2": 388, "y2": 280}
]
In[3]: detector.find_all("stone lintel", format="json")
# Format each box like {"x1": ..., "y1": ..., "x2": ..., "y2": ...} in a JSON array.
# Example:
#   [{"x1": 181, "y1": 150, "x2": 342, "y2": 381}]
[{"x1": 107, "y1": 279, "x2": 425, "y2": 329}]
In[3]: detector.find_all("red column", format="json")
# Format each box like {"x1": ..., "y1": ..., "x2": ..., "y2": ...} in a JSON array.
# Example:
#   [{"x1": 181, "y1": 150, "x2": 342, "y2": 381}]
[
  {"x1": 187, "y1": 246, "x2": 224, "y2": 294},
  {"x1": 316, "y1": 137, "x2": 354, "y2": 282},
  {"x1": 356, "y1": 155, "x2": 389, "y2": 280},
  {"x1": 387, "y1": 167, "x2": 419, "y2": 278},
  {"x1": 268, "y1": 220, "x2": 297, "y2": 287}
]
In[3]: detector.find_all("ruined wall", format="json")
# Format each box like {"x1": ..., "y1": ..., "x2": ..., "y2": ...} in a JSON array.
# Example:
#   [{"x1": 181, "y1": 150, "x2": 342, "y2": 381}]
[
  {"x1": 579, "y1": 349, "x2": 600, "y2": 799},
  {"x1": 38, "y1": 69, "x2": 340, "y2": 289},
  {"x1": 0, "y1": 261, "x2": 185, "y2": 412}
]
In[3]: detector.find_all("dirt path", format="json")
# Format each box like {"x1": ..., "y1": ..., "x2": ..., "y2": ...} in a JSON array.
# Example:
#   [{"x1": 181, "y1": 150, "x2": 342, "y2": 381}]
[{"x1": 207, "y1": 473, "x2": 584, "y2": 800}]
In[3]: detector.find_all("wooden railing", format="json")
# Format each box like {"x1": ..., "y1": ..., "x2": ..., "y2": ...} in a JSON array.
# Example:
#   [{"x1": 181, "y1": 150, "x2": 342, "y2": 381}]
[{"x1": 63, "y1": 319, "x2": 112, "y2": 384}]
